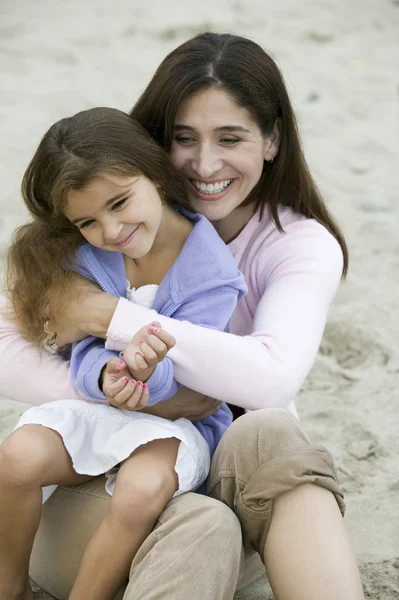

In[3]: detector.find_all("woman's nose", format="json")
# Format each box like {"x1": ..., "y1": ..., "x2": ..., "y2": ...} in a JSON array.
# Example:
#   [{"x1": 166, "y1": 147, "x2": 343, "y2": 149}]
[{"x1": 191, "y1": 146, "x2": 223, "y2": 180}]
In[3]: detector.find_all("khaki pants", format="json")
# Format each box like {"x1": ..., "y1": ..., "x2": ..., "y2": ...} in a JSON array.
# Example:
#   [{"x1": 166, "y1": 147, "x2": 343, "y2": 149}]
[{"x1": 30, "y1": 409, "x2": 344, "y2": 599}]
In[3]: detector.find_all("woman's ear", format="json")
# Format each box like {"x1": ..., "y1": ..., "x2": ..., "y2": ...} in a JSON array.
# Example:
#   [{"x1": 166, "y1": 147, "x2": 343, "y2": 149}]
[{"x1": 264, "y1": 119, "x2": 281, "y2": 162}]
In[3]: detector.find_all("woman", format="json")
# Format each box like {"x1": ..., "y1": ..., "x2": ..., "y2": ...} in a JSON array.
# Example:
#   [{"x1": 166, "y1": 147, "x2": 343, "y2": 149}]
[{"x1": 0, "y1": 33, "x2": 364, "y2": 599}]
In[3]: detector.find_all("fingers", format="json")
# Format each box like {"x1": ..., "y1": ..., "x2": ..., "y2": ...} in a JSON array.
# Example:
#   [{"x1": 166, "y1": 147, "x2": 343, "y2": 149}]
[
  {"x1": 106, "y1": 377, "x2": 149, "y2": 410},
  {"x1": 126, "y1": 383, "x2": 149, "y2": 410},
  {"x1": 150, "y1": 328, "x2": 176, "y2": 350},
  {"x1": 104, "y1": 375, "x2": 131, "y2": 401},
  {"x1": 106, "y1": 357, "x2": 127, "y2": 376},
  {"x1": 137, "y1": 335, "x2": 170, "y2": 366},
  {"x1": 136, "y1": 327, "x2": 176, "y2": 364},
  {"x1": 133, "y1": 350, "x2": 151, "y2": 370}
]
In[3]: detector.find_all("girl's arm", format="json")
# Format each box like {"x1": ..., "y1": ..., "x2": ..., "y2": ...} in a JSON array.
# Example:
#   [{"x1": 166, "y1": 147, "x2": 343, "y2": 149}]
[{"x1": 105, "y1": 227, "x2": 344, "y2": 410}]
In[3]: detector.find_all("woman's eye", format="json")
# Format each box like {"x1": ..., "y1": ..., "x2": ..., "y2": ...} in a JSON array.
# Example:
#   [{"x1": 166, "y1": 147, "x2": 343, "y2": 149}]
[
  {"x1": 174, "y1": 135, "x2": 195, "y2": 145},
  {"x1": 112, "y1": 198, "x2": 127, "y2": 210},
  {"x1": 220, "y1": 138, "x2": 240, "y2": 145}
]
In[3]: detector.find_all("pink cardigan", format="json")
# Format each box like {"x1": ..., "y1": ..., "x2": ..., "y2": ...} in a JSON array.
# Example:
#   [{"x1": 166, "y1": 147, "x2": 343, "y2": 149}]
[{"x1": 0, "y1": 206, "x2": 343, "y2": 413}]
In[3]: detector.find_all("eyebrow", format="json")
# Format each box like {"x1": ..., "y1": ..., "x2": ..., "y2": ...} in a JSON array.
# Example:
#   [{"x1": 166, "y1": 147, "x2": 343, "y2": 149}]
[
  {"x1": 71, "y1": 191, "x2": 129, "y2": 225},
  {"x1": 174, "y1": 124, "x2": 251, "y2": 133}
]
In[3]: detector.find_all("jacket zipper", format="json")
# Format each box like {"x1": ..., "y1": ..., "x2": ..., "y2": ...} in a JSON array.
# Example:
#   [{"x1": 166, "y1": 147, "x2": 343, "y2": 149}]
[
  {"x1": 80, "y1": 251, "x2": 110, "y2": 293},
  {"x1": 81, "y1": 248, "x2": 179, "y2": 313}
]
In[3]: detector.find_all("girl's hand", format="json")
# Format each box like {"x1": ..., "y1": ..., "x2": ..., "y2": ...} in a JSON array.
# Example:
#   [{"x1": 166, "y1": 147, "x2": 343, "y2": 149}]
[
  {"x1": 46, "y1": 274, "x2": 118, "y2": 347},
  {"x1": 122, "y1": 322, "x2": 176, "y2": 382},
  {"x1": 102, "y1": 358, "x2": 149, "y2": 411}
]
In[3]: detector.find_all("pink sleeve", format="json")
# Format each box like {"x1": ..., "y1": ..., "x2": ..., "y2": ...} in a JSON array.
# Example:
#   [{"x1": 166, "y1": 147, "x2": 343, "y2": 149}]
[
  {"x1": 106, "y1": 226, "x2": 344, "y2": 410},
  {"x1": 0, "y1": 294, "x2": 84, "y2": 405}
]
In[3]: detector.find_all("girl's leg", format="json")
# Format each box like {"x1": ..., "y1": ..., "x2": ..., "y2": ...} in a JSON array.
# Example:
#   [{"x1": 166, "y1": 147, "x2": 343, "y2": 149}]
[
  {"x1": 0, "y1": 425, "x2": 92, "y2": 600},
  {"x1": 30, "y1": 482, "x2": 243, "y2": 600},
  {"x1": 207, "y1": 408, "x2": 365, "y2": 600},
  {"x1": 69, "y1": 437, "x2": 180, "y2": 600}
]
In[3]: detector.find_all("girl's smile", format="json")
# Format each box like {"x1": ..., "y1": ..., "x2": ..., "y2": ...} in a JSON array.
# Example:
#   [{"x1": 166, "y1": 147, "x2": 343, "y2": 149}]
[
  {"x1": 65, "y1": 174, "x2": 164, "y2": 259},
  {"x1": 114, "y1": 225, "x2": 141, "y2": 248}
]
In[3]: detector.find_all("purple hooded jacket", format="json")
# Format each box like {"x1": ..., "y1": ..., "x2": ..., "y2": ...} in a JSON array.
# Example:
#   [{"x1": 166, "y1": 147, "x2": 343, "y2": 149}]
[{"x1": 70, "y1": 209, "x2": 247, "y2": 454}]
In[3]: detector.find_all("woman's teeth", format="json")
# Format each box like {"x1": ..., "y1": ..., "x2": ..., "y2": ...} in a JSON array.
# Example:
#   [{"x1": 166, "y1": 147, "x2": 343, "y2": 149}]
[{"x1": 192, "y1": 179, "x2": 233, "y2": 194}]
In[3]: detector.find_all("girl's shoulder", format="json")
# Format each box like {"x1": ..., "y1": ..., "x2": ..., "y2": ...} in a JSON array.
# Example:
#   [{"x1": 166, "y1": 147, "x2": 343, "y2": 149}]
[
  {"x1": 72, "y1": 242, "x2": 126, "y2": 296},
  {"x1": 164, "y1": 208, "x2": 246, "y2": 302}
]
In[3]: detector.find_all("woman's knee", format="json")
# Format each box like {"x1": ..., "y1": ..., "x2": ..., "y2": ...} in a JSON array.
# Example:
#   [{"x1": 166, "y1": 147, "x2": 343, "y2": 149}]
[
  {"x1": 219, "y1": 408, "x2": 310, "y2": 464},
  {"x1": 0, "y1": 426, "x2": 59, "y2": 487},
  {"x1": 199, "y1": 496, "x2": 242, "y2": 547}
]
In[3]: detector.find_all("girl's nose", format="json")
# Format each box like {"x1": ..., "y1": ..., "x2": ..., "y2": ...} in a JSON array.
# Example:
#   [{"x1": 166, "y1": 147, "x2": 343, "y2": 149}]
[{"x1": 102, "y1": 219, "x2": 123, "y2": 243}]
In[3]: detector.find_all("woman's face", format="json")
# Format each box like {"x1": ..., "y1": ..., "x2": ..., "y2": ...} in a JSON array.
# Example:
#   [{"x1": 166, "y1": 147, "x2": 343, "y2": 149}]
[{"x1": 170, "y1": 87, "x2": 277, "y2": 222}]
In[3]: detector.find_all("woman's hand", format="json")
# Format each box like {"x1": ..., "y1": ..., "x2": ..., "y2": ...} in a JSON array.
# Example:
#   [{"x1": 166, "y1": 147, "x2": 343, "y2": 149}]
[
  {"x1": 140, "y1": 387, "x2": 222, "y2": 422},
  {"x1": 46, "y1": 274, "x2": 118, "y2": 347}
]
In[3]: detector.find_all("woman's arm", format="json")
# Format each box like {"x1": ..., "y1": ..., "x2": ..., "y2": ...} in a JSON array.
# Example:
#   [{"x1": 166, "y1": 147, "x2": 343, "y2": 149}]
[
  {"x1": 0, "y1": 294, "x2": 83, "y2": 405},
  {"x1": 104, "y1": 227, "x2": 344, "y2": 410},
  {"x1": 0, "y1": 280, "x2": 117, "y2": 405},
  {"x1": 0, "y1": 293, "x2": 222, "y2": 420}
]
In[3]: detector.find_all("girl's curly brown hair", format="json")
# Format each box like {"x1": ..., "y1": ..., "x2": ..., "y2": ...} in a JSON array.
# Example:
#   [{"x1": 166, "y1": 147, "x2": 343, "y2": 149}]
[{"x1": 6, "y1": 107, "x2": 188, "y2": 345}]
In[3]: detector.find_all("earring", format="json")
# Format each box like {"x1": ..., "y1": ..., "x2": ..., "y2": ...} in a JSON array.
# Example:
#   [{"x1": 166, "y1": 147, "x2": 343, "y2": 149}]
[
  {"x1": 268, "y1": 158, "x2": 274, "y2": 164},
  {"x1": 43, "y1": 321, "x2": 59, "y2": 354}
]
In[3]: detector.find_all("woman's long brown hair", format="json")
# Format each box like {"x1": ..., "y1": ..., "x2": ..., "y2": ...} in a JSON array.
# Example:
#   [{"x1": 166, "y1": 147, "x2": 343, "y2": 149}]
[
  {"x1": 131, "y1": 32, "x2": 348, "y2": 275},
  {"x1": 6, "y1": 107, "x2": 188, "y2": 344}
]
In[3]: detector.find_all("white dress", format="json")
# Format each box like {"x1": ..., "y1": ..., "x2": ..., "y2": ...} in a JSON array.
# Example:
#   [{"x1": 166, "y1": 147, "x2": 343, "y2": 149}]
[{"x1": 15, "y1": 283, "x2": 211, "y2": 503}]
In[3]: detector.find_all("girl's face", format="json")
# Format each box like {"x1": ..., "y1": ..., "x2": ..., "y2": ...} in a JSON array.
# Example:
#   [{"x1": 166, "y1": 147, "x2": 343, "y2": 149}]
[
  {"x1": 64, "y1": 174, "x2": 164, "y2": 258},
  {"x1": 170, "y1": 87, "x2": 278, "y2": 222}
]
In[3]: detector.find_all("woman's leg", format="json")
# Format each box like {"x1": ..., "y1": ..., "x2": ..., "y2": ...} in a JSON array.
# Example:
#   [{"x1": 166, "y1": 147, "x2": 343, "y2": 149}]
[
  {"x1": 0, "y1": 425, "x2": 92, "y2": 600},
  {"x1": 207, "y1": 408, "x2": 365, "y2": 600},
  {"x1": 265, "y1": 484, "x2": 364, "y2": 599},
  {"x1": 31, "y1": 482, "x2": 244, "y2": 600},
  {"x1": 69, "y1": 438, "x2": 180, "y2": 600}
]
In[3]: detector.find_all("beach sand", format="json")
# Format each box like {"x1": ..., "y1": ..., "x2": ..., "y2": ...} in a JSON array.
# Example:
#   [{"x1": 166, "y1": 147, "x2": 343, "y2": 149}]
[{"x1": 0, "y1": 0, "x2": 398, "y2": 598}]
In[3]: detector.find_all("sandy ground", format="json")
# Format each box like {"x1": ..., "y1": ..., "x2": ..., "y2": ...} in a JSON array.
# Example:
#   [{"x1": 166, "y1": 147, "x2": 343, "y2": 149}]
[{"x1": 0, "y1": 0, "x2": 398, "y2": 598}]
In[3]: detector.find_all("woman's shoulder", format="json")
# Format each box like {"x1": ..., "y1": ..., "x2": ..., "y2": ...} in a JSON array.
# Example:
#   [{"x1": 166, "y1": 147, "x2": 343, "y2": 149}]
[
  {"x1": 246, "y1": 205, "x2": 344, "y2": 283},
  {"x1": 254, "y1": 205, "x2": 342, "y2": 252}
]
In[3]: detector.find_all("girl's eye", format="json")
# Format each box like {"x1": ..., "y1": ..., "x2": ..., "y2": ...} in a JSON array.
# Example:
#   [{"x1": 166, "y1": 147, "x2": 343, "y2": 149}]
[
  {"x1": 112, "y1": 198, "x2": 127, "y2": 210},
  {"x1": 79, "y1": 220, "x2": 95, "y2": 230}
]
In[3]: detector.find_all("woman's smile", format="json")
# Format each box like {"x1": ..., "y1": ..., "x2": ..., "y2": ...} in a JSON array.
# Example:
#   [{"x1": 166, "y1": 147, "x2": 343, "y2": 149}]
[
  {"x1": 170, "y1": 87, "x2": 271, "y2": 222},
  {"x1": 189, "y1": 178, "x2": 235, "y2": 201}
]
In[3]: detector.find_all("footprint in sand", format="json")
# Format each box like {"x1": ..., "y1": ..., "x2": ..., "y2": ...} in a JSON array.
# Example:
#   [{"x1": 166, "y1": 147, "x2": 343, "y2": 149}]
[
  {"x1": 319, "y1": 320, "x2": 391, "y2": 372},
  {"x1": 301, "y1": 321, "x2": 391, "y2": 396}
]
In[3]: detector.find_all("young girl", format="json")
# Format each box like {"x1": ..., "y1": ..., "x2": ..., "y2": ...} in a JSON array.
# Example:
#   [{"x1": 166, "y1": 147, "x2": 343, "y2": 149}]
[{"x1": 2, "y1": 106, "x2": 246, "y2": 600}]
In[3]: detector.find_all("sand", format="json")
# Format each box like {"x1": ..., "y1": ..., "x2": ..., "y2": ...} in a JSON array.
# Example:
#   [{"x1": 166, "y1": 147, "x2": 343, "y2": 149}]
[{"x1": 0, "y1": 0, "x2": 398, "y2": 598}]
